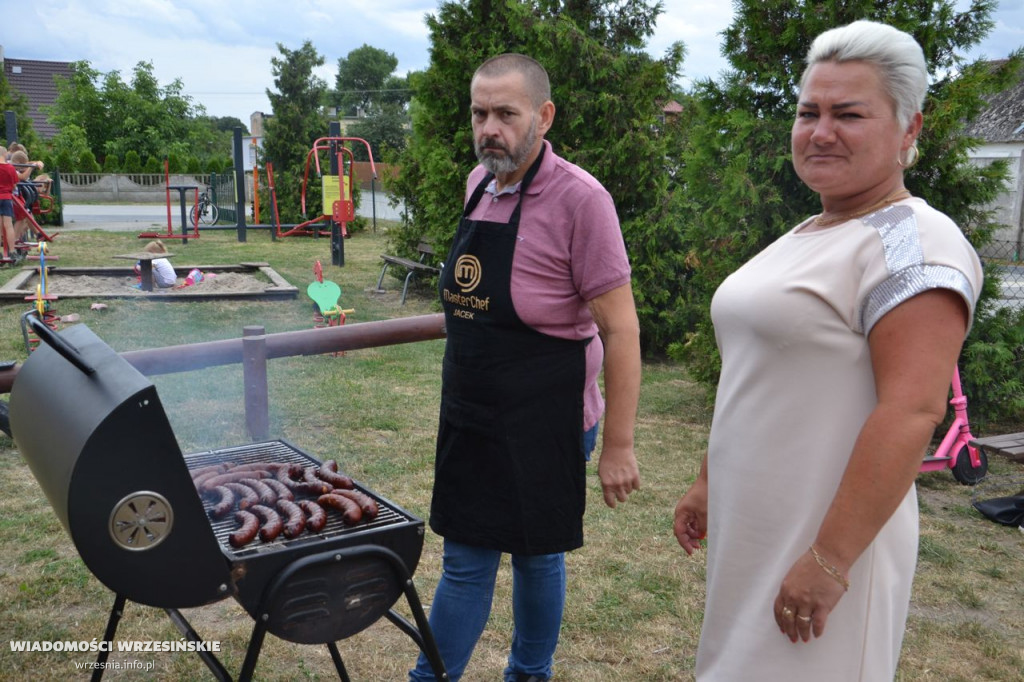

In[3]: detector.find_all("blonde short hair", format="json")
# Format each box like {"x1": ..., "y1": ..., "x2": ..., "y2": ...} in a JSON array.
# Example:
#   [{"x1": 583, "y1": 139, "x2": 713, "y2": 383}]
[{"x1": 802, "y1": 20, "x2": 928, "y2": 129}]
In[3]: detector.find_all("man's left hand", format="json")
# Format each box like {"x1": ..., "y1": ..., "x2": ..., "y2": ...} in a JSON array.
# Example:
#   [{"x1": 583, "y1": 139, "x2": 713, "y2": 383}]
[{"x1": 597, "y1": 444, "x2": 640, "y2": 508}]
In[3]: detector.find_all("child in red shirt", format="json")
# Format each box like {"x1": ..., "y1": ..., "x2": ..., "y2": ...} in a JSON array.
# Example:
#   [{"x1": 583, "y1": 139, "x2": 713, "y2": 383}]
[{"x1": 0, "y1": 147, "x2": 21, "y2": 259}]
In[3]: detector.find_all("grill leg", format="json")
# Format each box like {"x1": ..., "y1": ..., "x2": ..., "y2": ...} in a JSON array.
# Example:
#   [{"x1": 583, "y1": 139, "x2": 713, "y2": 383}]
[
  {"x1": 371, "y1": 550, "x2": 447, "y2": 681},
  {"x1": 91, "y1": 593, "x2": 127, "y2": 682},
  {"x1": 326, "y1": 641, "x2": 352, "y2": 682},
  {"x1": 164, "y1": 608, "x2": 231, "y2": 681},
  {"x1": 238, "y1": 617, "x2": 268, "y2": 682},
  {"x1": 384, "y1": 589, "x2": 449, "y2": 681}
]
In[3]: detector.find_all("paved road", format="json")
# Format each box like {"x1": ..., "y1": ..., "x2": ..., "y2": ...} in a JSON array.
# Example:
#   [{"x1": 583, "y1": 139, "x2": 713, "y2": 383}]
[{"x1": 61, "y1": 204, "x2": 171, "y2": 231}]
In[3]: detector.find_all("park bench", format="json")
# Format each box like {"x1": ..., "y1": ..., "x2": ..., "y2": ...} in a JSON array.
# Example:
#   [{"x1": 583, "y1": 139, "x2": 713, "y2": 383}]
[{"x1": 375, "y1": 241, "x2": 441, "y2": 305}]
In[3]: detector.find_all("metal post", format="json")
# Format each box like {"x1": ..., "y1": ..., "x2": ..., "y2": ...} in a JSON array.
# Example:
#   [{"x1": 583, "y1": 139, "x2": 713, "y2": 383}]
[
  {"x1": 371, "y1": 176, "x2": 377, "y2": 232},
  {"x1": 233, "y1": 127, "x2": 247, "y2": 242},
  {"x1": 329, "y1": 121, "x2": 344, "y2": 266},
  {"x1": 242, "y1": 325, "x2": 270, "y2": 441},
  {"x1": 4, "y1": 111, "x2": 18, "y2": 143}
]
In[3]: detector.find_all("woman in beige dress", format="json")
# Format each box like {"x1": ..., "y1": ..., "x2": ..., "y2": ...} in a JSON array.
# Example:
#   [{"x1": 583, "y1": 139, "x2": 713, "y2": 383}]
[{"x1": 673, "y1": 20, "x2": 983, "y2": 681}]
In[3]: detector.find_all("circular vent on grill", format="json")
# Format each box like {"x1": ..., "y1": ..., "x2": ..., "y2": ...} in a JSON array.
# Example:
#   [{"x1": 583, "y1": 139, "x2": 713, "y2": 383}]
[{"x1": 108, "y1": 492, "x2": 174, "y2": 551}]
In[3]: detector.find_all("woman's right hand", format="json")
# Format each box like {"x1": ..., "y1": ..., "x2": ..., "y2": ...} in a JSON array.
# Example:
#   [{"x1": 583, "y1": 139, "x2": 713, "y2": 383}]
[{"x1": 674, "y1": 477, "x2": 708, "y2": 555}]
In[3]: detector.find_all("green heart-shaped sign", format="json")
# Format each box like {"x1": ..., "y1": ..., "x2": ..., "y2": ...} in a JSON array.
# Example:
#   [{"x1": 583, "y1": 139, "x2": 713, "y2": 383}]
[{"x1": 307, "y1": 280, "x2": 342, "y2": 312}]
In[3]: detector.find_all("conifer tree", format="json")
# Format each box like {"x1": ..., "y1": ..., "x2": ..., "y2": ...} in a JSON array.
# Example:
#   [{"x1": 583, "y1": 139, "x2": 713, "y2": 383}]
[
  {"x1": 641, "y1": 0, "x2": 1022, "y2": 422},
  {"x1": 389, "y1": 0, "x2": 682, "y2": 257},
  {"x1": 262, "y1": 41, "x2": 329, "y2": 222}
]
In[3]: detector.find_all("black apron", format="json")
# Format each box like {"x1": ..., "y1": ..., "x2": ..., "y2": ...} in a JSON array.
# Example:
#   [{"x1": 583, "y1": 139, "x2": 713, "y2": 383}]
[{"x1": 431, "y1": 148, "x2": 589, "y2": 555}]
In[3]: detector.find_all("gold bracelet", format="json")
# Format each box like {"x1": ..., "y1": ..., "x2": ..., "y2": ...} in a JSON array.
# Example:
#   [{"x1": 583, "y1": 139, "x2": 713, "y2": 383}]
[{"x1": 809, "y1": 545, "x2": 849, "y2": 591}]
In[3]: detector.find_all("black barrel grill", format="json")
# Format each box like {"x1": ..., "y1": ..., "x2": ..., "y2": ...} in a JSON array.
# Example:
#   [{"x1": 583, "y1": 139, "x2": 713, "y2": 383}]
[{"x1": 9, "y1": 319, "x2": 447, "y2": 681}]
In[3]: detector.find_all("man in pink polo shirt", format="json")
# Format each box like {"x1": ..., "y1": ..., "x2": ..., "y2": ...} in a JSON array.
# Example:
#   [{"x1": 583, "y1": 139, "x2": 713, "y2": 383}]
[{"x1": 409, "y1": 53, "x2": 642, "y2": 682}]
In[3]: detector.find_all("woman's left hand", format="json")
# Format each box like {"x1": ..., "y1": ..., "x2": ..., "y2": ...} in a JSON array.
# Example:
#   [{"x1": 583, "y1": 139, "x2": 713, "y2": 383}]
[{"x1": 773, "y1": 549, "x2": 848, "y2": 643}]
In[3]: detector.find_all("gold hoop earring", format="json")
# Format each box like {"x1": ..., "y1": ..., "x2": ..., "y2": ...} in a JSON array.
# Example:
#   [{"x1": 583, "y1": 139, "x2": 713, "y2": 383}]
[{"x1": 898, "y1": 144, "x2": 920, "y2": 169}]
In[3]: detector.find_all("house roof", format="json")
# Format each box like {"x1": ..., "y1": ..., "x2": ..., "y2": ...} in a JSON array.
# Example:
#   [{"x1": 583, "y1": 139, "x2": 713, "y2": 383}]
[
  {"x1": 2, "y1": 55, "x2": 74, "y2": 140},
  {"x1": 662, "y1": 100, "x2": 683, "y2": 114},
  {"x1": 963, "y1": 60, "x2": 1024, "y2": 144}
]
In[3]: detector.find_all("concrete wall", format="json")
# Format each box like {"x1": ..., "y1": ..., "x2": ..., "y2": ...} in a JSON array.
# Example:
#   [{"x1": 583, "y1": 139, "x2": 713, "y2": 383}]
[
  {"x1": 59, "y1": 174, "x2": 212, "y2": 203},
  {"x1": 969, "y1": 142, "x2": 1024, "y2": 259}
]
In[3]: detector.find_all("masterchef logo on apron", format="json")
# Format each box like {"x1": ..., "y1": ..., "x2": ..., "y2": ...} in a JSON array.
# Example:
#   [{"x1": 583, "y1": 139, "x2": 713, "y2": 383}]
[
  {"x1": 453, "y1": 254, "x2": 482, "y2": 292},
  {"x1": 442, "y1": 254, "x2": 491, "y2": 319}
]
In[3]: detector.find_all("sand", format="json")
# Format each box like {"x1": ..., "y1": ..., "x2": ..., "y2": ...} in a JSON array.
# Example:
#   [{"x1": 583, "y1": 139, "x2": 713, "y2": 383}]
[{"x1": 41, "y1": 271, "x2": 270, "y2": 296}]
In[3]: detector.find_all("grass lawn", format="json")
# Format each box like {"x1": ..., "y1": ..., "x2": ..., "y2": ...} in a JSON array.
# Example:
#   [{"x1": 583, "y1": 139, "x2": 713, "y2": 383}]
[{"x1": 0, "y1": 224, "x2": 1020, "y2": 681}]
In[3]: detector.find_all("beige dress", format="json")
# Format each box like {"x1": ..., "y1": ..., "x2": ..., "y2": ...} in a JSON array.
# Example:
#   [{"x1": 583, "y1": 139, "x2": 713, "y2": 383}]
[{"x1": 695, "y1": 199, "x2": 982, "y2": 681}]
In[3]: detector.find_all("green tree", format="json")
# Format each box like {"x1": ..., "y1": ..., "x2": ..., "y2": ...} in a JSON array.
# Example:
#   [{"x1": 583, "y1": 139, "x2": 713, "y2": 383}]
[
  {"x1": 391, "y1": 0, "x2": 682, "y2": 263},
  {"x1": 78, "y1": 149, "x2": 101, "y2": 173},
  {"x1": 333, "y1": 46, "x2": 413, "y2": 166},
  {"x1": 48, "y1": 61, "x2": 231, "y2": 170},
  {"x1": 47, "y1": 123, "x2": 92, "y2": 172},
  {"x1": 651, "y1": 0, "x2": 1022, "y2": 422},
  {"x1": 206, "y1": 115, "x2": 249, "y2": 135},
  {"x1": 122, "y1": 150, "x2": 142, "y2": 173},
  {"x1": 263, "y1": 41, "x2": 329, "y2": 222},
  {"x1": 346, "y1": 105, "x2": 409, "y2": 162},
  {"x1": 334, "y1": 45, "x2": 401, "y2": 116}
]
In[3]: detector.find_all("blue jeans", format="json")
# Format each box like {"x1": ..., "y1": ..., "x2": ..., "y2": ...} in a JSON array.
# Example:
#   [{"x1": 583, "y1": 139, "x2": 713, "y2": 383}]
[
  {"x1": 410, "y1": 424, "x2": 599, "y2": 682},
  {"x1": 408, "y1": 541, "x2": 566, "y2": 681}
]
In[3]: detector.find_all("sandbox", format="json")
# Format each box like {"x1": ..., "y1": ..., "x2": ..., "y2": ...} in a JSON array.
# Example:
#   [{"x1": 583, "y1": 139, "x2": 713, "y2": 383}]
[{"x1": 0, "y1": 262, "x2": 299, "y2": 301}]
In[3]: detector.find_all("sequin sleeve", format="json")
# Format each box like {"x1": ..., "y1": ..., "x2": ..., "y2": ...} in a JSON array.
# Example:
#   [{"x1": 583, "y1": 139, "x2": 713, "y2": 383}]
[{"x1": 857, "y1": 204, "x2": 982, "y2": 336}]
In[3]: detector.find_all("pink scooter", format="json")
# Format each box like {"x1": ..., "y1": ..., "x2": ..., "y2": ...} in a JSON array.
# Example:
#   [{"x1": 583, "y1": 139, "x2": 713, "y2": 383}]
[{"x1": 919, "y1": 366, "x2": 988, "y2": 484}]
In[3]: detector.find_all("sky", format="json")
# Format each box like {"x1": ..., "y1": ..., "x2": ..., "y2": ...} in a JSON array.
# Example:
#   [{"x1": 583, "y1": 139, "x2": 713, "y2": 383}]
[{"x1": 4, "y1": 0, "x2": 1023, "y2": 124}]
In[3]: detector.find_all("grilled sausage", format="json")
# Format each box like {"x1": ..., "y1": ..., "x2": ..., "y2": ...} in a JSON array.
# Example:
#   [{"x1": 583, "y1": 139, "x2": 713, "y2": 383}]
[
  {"x1": 276, "y1": 499, "x2": 306, "y2": 538},
  {"x1": 250, "y1": 504, "x2": 283, "y2": 542},
  {"x1": 262, "y1": 477, "x2": 295, "y2": 502},
  {"x1": 229, "y1": 510, "x2": 260, "y2": 548},
  {"x1": 229, "y1": 462, "x2": 278, "y2": 474},
  {"x1": 315, "y1": 466, "x2": 354, "y2": 490},
  {"x1": 298, "y1": 500, "x2": 328, "y2": 532},
  {"x1": 240, "y1": 477, "x2": 277, "y2": 506},
  {"x1": 192, "y1": 470, "x2": 225, "y2": 490},
  {"x1": 208, "y1": 485, "x2": 236, "y2": 520},
  {"x1": 274, "y1": 464, "x2": 305, "y2": 488},
  {"x1": 190, "y1": 463, "x2": 231, "y2": 480},
  {"x1": 332, "y1": 489, "x2": 378, "y2": 519},
  {"x1": 321, "y1": 459, "x2": 340, "y2": 473},
  {"x1": 201, "y1": 470, "x2": 268, "y2": 492},
  {"x1": 318, "y1": 493, "x2": 363, "y2": 525},
  {"x1": 293, "y1": 480, "x2": 333, "y2": 496},
  {"x1": 223, "y1": 482, "x2": 260, "y2": 510}
]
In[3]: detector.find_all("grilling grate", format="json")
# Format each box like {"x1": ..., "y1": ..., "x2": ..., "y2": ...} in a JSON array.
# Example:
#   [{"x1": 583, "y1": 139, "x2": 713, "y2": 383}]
[{"x1": 185, "y1": 440, "x2": 415, "y2": 558}]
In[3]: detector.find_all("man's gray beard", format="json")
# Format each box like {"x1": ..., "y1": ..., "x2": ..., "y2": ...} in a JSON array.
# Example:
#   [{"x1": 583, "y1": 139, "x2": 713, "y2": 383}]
[{"x1": 476, "y1": 116, "x2": 538, "y2": 177}]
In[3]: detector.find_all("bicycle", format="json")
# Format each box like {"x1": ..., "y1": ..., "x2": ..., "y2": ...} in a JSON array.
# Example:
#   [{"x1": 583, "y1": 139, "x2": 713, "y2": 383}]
[
  {"x1": 190, "y1": 189, "x2": 219, "y2": 226},
  {"x1": 919, "y1": 365, "x2": 988, "y2": 485}
]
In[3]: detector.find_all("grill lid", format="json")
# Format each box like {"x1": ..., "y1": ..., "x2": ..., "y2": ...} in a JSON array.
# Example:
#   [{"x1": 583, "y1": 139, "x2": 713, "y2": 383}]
[{"x1": 10, "y1": 323, "x2": 232, "y2": 608}]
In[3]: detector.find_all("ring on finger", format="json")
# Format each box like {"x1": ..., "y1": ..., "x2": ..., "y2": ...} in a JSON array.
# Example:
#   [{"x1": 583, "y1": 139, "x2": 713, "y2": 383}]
[
  {"x1": 797, "y1": 614, "x2": 812, "y2": 623},
  {"x1": 781, "y1": 607, "x2": 794, "y2": 619}
]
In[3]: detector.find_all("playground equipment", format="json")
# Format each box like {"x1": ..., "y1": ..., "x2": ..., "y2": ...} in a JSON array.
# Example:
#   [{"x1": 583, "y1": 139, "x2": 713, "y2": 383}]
[
  {"x1": 277, "y1": 136, "x2": 377, "y2": 241},
  {"x1": 308, "y1": 261, "x2": 354, "y2": 356},
  {"x1": 2, "y1": 174, "x2": 57, "y2": 264},
  {"x1": 19, "y1": 243, "x2": 59, "y2": 353},
  {"x1": 919, "y1": 366, "x2": 988, "y2": 485},
  {"x1": 139, "y1": 159, "x2": 201, "y2": 242}
]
